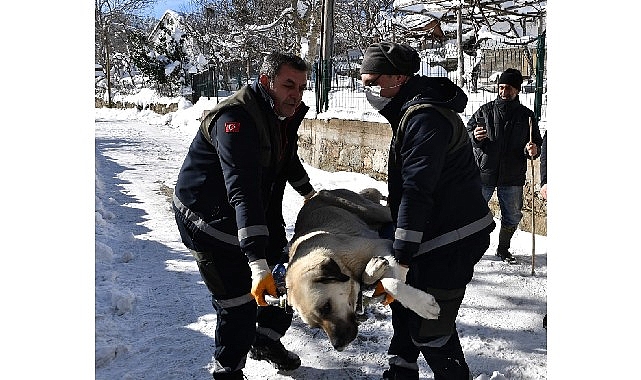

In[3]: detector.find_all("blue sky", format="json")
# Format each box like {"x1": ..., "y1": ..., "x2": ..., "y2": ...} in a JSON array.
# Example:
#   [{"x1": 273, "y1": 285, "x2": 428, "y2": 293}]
[{"x1": 151, "y1": 0, "x2": 195, "y2": 19}]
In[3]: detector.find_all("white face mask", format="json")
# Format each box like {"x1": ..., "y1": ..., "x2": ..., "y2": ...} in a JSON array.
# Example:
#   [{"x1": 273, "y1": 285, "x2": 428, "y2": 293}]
[{"x1": 364, "y1": 86, "x2": 392, "y2": 111}]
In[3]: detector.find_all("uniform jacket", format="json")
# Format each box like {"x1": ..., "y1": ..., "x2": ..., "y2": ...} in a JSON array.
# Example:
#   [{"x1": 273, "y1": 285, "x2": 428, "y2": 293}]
[
  {"x1": 466, "y1": 96, "x2": 543, "y2": 186},
  {"x1": 379, "y1": 76, "x2": 494, "y2": 278},
  {"x1": 173, "y1": 81, "x2": 313, "y2": 263}
]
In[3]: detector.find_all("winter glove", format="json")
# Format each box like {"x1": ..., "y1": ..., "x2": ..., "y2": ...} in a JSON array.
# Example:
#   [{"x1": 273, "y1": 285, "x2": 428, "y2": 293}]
[
  {"x1": 395, "y1": 264, "x2": 409, "y2": 283},
  {"x1": 371, "y1": 262, "x2": 409, "y2": 306},
  {"x1": 249, "y1": 259, "x2": 278, "y2": 306},
  {"x1": 372, "y1": 280, "x2": 395, "y2": 306}
]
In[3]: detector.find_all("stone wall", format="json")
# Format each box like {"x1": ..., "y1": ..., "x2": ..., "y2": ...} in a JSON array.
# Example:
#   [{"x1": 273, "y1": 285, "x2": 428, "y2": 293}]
[
  {"x1": 298, "y1": 118, "x2": 547, "y2": 236},
  {"x1": 299, "y1": 118, "x2": 392, "y2": 181},
  {"x1": 95, "y1": 98, "x2": 179, "y2": 114}
]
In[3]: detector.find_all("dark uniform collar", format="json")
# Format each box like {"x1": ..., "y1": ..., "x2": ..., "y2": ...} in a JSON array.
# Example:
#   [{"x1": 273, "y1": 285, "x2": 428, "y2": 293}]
[{"x1": 255, "y1": 81, "x2": 287, "y2": 121}]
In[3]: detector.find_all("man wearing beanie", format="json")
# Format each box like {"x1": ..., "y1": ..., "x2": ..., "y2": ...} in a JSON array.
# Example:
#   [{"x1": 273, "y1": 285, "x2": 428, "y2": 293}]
[
  {"x1": 361, "y1": 41, "x2": 495, "y2": 380},
  {"x1": 466, "y1": 68, "x2": 543, "y2": 264}
]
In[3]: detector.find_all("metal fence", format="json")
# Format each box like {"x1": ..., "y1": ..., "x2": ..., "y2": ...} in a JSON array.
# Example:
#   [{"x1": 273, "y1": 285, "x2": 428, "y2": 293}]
[
  {"x1": 188, "y1": 42, "x2": 547, "y2": 124},
  {"x1": 310, "y1": 42, "x2": 547, "y2": 122}
]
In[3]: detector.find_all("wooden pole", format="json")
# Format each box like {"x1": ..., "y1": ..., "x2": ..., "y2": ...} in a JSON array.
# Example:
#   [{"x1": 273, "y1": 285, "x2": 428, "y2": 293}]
[{"x1": 529, "y1": 117, "x2": 536, "y2": 276}]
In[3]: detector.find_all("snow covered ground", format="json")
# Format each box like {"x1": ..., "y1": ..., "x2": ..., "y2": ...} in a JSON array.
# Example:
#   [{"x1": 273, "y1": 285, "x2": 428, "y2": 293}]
[{"x1": 93, "y1": 100, "x2": 547, "y2": 380}]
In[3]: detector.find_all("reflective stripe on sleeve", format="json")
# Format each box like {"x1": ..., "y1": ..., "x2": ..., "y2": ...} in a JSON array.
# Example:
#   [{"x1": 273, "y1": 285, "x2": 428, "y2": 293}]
[
  {"x1": 395, "y1": 228, "x2": 424, "y2": 243},
  {"x1": 289, "y1": 174, "x2": 310, "y2": 188},
  {"x1": 238, "y1": 225, "x2": 269, "y2": 241}
]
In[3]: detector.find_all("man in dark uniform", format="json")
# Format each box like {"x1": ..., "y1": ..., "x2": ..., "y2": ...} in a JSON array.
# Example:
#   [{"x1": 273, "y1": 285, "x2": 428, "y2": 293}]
[
  {"x1": 360, "y1": 42, "x2": 495, "y2": 380},
  {"x1": 173, "y1": 52, "x2": 315, "y2": 379}
]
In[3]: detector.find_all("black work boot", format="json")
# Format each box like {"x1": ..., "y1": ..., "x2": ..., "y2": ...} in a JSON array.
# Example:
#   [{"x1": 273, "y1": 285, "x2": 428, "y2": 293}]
[
  {"x1": 249, "y1": 336, "x2": 301, "y2": 371},
  {"x1": 212, "y1": 370, "x2": 244, "y2": 380},
  {"x1": 382, "y1": 365, "x2": 419, "y2": 380},
  {"x1": 496, "y1": 225, "x2": 517, "y2": 264},
  {"x1": 421, "y1": 333, "x2": 472, "y2": 380}
]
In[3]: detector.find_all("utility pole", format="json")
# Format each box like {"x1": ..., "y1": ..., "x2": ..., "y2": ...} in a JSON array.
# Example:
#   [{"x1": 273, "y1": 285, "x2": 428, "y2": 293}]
[
  {"x1": 316, "y1": 0, "x2": 334, "y2": 113},
  {"x1": 533, "y1": 18, "x2": 546, "y2": 121},
  {"x1": 456, "y1": 6, "x2": 465, "y2": 88}
]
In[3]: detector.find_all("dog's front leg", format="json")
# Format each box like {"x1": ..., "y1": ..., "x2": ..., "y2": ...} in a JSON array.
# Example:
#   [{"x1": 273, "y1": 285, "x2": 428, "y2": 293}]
[
  {"x1": 377, "y1": 256, "x2": 440, "y2": 320},
  {"x1": 378, "y1": 277, "x2": 440, "y2": 320},
  {"x1": 362, "y1": 256, "x2": 390, "y2": 285}
]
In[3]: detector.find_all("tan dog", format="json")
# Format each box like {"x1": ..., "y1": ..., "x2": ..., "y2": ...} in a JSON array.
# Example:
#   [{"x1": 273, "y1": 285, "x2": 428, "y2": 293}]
[{"x1": 285, "y1": 188, "x2": 440, "y2": 351}]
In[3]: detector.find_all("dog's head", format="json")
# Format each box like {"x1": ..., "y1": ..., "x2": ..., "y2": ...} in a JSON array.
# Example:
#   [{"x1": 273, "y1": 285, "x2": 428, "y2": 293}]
[{"x1": 285, "y1": 249, "x2": 360, "y2": 351}]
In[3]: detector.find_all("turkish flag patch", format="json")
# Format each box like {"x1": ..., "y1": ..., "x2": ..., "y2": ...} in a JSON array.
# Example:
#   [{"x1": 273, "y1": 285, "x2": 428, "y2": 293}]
[{"x1": 225, "y1": 122, "x2": 241, "y2": 133}]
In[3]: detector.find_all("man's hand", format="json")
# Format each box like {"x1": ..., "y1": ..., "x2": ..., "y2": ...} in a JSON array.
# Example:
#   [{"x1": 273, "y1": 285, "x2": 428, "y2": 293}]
[
  {"x1": 372, "y1": 280, "x2": 395, "y2": 305},
  {"x1": 526, "y1": 142, "x2": 538, "y2": 157},
  {"x1": 249, "y1": 259, "x2": 278, "y2": 306},
  {"x1": 303, "y1": 189, "x2": 317, "y2": 204},
  {"x1": 473, "y1": 125, "x2": 488, "y2": 141}
]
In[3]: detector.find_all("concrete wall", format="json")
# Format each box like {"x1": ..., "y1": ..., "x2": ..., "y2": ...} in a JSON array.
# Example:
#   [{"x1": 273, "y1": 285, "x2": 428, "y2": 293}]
[{"x1": 298, "y1": 118, "x2": 547, "y2": 236}]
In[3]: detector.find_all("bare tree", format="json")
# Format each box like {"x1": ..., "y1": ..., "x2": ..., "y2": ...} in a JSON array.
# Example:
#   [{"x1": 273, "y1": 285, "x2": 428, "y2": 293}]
[
  {"x1": 394, "y1": 0, "x2": 546, "y2": 45},
  {"x1": 95, "y1": 0, "x2": 156, "y2": 106},
  {"x1": 393, "y1": 0, "x2": 546, "y2": 85},
  {"x1": 334, "y1": 0, "x2": 395, "y2": 56}
]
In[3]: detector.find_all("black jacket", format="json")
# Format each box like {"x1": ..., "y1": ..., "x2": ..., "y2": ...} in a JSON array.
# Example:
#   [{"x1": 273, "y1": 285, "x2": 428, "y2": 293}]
[
  {"x1": 467, "y1": 96, "x2": 543, "y2": 186},
  {"x1": 379, "y1": 76, "x2": 494, "y2": 285},
  {"x1": 173, "y1": 82, "x2": 313, "y2": 263}
]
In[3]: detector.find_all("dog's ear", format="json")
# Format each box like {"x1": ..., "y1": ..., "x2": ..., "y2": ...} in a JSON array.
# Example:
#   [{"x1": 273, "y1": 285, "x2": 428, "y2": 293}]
[{"x1": 315, "y1": 257, "x2": 350, "y2": 283}]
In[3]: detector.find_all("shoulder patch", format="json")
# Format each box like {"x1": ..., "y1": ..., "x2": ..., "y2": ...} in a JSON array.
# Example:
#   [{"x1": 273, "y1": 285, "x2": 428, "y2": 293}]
[{"x1": 225, "y1": 121, "x2": 241, "y2": 133}]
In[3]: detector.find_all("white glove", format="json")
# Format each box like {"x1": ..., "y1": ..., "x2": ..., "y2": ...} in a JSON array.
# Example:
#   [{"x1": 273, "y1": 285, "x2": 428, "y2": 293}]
[
  {"x1": 395, "y1": 264, "x2": 409, "y2": 283},
  {"x1": 385, "y1": 255, "x2": 409, "y2": 283},
  {"x1": 249, "y1": 259, "x2": 277, "y2": 306}
]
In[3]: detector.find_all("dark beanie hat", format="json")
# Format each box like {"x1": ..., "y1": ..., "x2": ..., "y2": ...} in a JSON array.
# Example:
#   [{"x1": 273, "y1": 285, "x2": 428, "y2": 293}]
[
  {"x1": 498, "y1": 68, "x2": 523, "y2": 90},
  {"x1": 360, "y1": 42, "x2": 420, "y2": 76}
]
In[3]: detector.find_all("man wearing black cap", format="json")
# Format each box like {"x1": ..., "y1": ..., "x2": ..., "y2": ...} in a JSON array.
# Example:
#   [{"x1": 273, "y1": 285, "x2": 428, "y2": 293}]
[
  {"x1": 466, "y1": 68, "x2": 543, "y2": 264},
  {"x1": 361, "y1": 41, "x2": 495, "y2": 380}
]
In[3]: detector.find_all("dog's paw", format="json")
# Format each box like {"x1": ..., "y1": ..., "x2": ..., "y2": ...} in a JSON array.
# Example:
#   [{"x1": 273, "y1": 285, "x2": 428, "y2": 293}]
[
  {"x1": 362, "y1": 256, "x2": 389, "y2": 285},
  {"x1": 411, "y1": 291, "x2": 440, "y2": 320},
  {"x1": 379, "y1": 278, "x2": 440, "y2": 320}
]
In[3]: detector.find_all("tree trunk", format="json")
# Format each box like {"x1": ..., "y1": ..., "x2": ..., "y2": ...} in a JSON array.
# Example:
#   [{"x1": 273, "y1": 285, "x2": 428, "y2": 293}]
[{"x1": 105, "y1": 30, "x2": 113, "y2": 108}]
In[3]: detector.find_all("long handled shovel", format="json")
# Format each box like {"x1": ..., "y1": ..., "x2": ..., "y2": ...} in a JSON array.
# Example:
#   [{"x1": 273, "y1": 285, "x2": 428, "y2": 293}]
[{"x1": 529, "y1": 117, "x2": 536, "y2": 276}]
